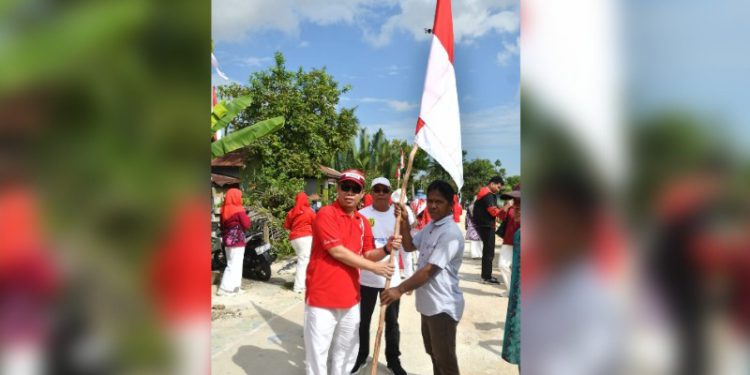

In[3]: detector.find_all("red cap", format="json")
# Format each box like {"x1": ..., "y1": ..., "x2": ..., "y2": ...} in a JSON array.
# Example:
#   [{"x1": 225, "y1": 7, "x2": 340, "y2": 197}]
[{"x1": 339, "y1": 169, "x2": 366, "y2": 187}]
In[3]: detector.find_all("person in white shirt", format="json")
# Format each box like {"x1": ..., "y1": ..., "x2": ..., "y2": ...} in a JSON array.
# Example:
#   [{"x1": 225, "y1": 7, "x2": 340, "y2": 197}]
[
  {"x1": 351, "y1": 177, "x2": 415, "y2": 375},
  {"x1": 383, "y1": 180, "x2": 466, "y2": 375}
]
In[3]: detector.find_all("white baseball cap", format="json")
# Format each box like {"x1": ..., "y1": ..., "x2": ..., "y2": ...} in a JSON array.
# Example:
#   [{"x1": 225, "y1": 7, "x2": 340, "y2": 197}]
[{"x1": 370, "y1": 177, "x2": 391, "y2": 188}]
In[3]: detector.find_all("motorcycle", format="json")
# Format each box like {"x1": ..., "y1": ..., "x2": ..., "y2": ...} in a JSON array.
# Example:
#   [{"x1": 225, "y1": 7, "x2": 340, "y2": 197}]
[
  {"x1": 211, "y1": 220, "x2": 277, "y2": 281},
  {"x1": 241, "y1": 231, "x2": 276, "y2": 281}
]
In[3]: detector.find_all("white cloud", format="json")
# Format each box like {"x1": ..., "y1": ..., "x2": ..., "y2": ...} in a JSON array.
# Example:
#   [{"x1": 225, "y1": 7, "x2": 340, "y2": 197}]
[
  {"x1": 389, "y1": 100, "x2": 418, "y2": 111},
  {"x1": 213, "y1": 0, "x2": 518, "y2": 46},
  {"x1": 364, "y1": 0, "x2": 519, "y2": 47},
  {"x1": 213, "y1": 0, "x2": 381, "y2": 42},
  {"x1": 386, "y1": 64, "x2": 408, "y2": 76},
  {"x1": 358, "y1": 97, "x2": 418, "y2": 112},
  {"x1": 299, "y1": 41, "x2": 310, "y2": 47},
  {"x1": 496, "y1": 37, "x2": 519, "y2": 66},
  {"x1": 238, "y1": 56, "x2": 273, "y2": 67}
]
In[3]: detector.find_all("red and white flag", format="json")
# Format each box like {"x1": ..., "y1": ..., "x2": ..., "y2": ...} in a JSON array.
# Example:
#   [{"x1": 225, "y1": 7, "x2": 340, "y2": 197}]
[
  {"x1": 414, "y1": 0, "x2": 463, "y2": 189},
  {"x1": 211, "y1": 53, "x2": 229, "y2": 81}
]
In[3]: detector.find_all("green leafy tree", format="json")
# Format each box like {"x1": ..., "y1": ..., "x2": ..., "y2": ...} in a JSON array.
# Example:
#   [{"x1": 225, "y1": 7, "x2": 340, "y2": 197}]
[
  {"x1": 217, "y1": 52, "x2": 358, "y2": 256},
  {"x1": 218, "y1": 52, "x2": 358, "y2": 178},
  {"x1": 505, "y1": 175, "x2": 521, "y2": 191}
]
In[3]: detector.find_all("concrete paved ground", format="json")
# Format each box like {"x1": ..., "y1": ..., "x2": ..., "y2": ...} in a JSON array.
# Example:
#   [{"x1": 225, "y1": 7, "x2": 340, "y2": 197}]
[{"x1": 211, "y1": 215, "x2": 518, "y2": 375}]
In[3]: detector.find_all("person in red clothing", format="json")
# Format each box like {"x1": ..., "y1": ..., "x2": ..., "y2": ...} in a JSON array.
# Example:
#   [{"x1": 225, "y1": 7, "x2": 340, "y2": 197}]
[
  {"x1": 0, "y1": 183, "x2": 59, "y2": 375},
  {"x1": 412, "y1": 198, "x2": 431, "y2": 230},
  {"x1": 473, "y1": 176, "x2": 505, "y2": 284},
  {"x1": 284, "y1": 192, "x2": 316, "y2": 294},
  {"x1": 149, "y1": 197, "x2": 210, "y2": 375},
  {"x1": 217, "y1": 188, "x2": 251, "y2": 296},
  {"x1": 452, "y1": 195, "x2": 462, "y2": 223},
  {"x1": 497, "y1": 186, "x2": 521, "y2": 295},
  {"x1": 362, "y1": 193, "x2": 374, "y2": 208},
  {"x1": 304, "y1": 169, "x2": 401, "y2": 375}
]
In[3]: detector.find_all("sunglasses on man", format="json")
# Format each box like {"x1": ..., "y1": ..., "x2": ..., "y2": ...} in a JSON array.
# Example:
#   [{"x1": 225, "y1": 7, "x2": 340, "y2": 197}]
[
  {"x1": 339, "y1": 182, "x2": 362, "y2": 194},
  {"x1": 372, "y1": 186, "x2": 391, "y2": 194}
]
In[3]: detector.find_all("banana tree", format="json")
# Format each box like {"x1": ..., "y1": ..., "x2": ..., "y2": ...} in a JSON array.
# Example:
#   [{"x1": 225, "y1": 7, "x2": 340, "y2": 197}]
[{"x1": 211, "y1": 95, "x2": 285, "y2": 158}]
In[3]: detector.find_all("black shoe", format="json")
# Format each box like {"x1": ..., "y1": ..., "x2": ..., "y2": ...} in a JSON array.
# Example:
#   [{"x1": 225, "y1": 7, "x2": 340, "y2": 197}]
[
  {"x1": 482, "y1": 277, "x2": 500, "y2": 284},
  {"x1": 351, "y1": 361, "x2": 365, "y2": 374},
  {"x1": 387, "y1": 361, "x2": 407, "y2": 375}
]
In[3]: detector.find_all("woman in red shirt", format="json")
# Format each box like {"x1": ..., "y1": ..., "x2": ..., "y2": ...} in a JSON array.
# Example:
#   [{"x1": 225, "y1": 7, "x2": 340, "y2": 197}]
[
  {"x1": 217, "y1": 188, "x2": 251, "y2": 296},
  {"x1": 284, "y1": 192, "x2": 316, "y2": 294}
]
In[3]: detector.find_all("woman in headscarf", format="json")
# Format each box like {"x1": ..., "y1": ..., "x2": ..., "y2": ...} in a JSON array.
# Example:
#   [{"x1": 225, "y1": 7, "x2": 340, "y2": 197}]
[
  {"x1": 217, "y1": 188, "x2": 251, "y2": 296},
  {"x1": 284, "y1": 192, "x2": 316, "y2": 293}
]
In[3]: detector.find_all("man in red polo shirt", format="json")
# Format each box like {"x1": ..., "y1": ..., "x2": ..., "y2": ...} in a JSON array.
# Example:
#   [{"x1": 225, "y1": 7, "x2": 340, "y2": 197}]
[{"x1": 304, "y1": 169, "x2": 401, "y2": 375}]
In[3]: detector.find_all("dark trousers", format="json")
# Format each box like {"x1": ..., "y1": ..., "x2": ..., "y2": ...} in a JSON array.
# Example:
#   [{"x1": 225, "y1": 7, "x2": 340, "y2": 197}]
[
  {"x1": 421, "y1": 313, "x2": 460, "y2": 375},
  {"x1": 477, "y1": 226, "x2": 496, "y2": 279},
  {"x1": 355, "y1": 285, "x2": 401, "y2": 367}
]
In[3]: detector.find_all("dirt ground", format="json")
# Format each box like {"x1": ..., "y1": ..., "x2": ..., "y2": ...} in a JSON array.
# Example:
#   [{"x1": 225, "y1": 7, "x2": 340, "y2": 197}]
[{"x1": 211, "y1": 213, "x2": 519, "y2": 375}]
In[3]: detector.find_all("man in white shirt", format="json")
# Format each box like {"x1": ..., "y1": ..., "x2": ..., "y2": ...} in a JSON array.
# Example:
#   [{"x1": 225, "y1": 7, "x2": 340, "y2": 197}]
[
  {"x1": 382, "y1": 180, "x2": 465, "y2": 375},
  {"x1": 351, "y1": 177, "x2": 415, "y2": 375}
]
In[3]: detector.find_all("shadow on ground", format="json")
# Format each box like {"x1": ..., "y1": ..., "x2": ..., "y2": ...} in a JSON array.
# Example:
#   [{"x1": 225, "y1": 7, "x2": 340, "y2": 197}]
[
  {"x1": 461, "y1": 286, "x2": 503, "y2": 297},
  {"x1": 474, "y1": 321, "x2": 504, "y2": 331},
  {"x1": 479, "y1": 339, "x2": 503, "y2": 356},
  {"x1": 231, "y1": 303, "x2": 305, "y2": 374}
]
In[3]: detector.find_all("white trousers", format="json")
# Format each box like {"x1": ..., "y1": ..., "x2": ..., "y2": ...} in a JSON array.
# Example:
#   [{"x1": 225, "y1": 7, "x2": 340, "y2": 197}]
[
  {"x1": 304, "y1": 304, "x2": 360, "y2": 375},
  {"x1": 219, "y1": 246, "x2": 244, "y2": 293},
  {"x1": 401, "y1": 248, "x2": 414, "y2": 278},
  {"x1": 469, "y1": 240, "x2": 483, "y2": 259},
  {"x1": 169, "y1": 319, "x2": 210, "y2": 375},
  {"x1": 498, "y1": 244, "x2": 513, "y2": 291},
  {"x1": 291, "y1": 236, "x2": 313, "y2": 292}
]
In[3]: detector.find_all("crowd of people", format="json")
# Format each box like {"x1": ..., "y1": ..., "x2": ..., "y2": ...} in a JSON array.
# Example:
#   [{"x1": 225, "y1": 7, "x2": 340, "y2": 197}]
[{"x1": 215, "y1": 170, "x2": 522, "y2": 375}]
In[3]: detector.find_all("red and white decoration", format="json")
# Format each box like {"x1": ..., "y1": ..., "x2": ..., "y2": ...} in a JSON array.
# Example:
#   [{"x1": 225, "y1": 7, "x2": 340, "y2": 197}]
[{"x1": 414, "y1": 0, "x2": 463, "y2": 190}]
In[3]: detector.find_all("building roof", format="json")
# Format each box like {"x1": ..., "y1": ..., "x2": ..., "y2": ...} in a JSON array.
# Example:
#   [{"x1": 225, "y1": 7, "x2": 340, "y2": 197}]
[
  {"x1": 319, "y1": 165, "x2": 341, "y2": 179},
  {"x1": 211, "y1": 151, "x2": 246, "y2": 167},
  {"x1": 211, "y1": 173, "x2": 241, "y2": 187}
]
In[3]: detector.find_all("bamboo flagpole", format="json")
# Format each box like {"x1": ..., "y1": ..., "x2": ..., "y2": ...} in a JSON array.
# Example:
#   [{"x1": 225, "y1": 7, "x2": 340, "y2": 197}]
[{"x1": 370, "y1": 143, "x2": 419, "y2": 375}]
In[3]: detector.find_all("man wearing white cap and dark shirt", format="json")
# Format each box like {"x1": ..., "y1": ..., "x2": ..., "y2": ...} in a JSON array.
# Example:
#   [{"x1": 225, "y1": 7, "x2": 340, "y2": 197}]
[
  {"x1": 351, "y1": 177, "x2": 415, "y2": 375},
  {"x1": 382, "y1": 180, "x2": 465, "y2": 375},
  {"x1": 304, "y1": 170, "x2": 402, "y2": 375}
]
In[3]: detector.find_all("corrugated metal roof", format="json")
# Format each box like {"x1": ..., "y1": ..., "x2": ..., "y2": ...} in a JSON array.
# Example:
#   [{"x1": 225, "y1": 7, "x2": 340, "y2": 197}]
[
  {"x1": 211, "y1": 151, "x2": 246, "y2": 167},
  {"x1": 211, "y1": 173, "x2": 240, "y2": 187}
]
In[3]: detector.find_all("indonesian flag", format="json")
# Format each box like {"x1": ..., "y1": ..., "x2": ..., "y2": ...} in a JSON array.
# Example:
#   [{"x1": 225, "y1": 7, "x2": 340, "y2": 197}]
[{"x1": 414, "y1": 0, "x2": 463, "y2": 190}]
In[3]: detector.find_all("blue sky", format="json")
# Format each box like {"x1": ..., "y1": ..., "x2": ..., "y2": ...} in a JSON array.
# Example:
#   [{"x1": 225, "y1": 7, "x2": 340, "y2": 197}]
[
  {"x1": 629, "y1": 0, "x2": 750, "y2": 155},
  {"x1": 212, "y1": 0, "x2": 520, "y2": 176}
]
